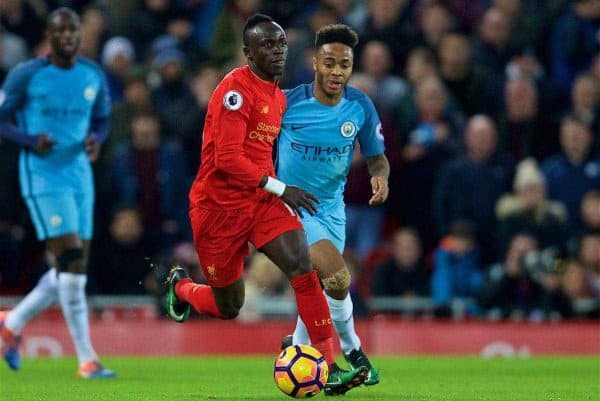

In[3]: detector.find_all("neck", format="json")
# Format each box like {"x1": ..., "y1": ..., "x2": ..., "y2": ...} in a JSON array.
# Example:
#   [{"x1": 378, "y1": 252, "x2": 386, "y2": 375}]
[
  {"x1": 313, "y1": 83, "x2": 342, "y2": 106},
  {"x1": 248, "y1": 62, "x2": 276, "y2": 83},
  {"x1": 567, "y1": 151, "x2": 587, "y2": 165},
  {"x1": 441, "y1": 63, "x2": 469, "y2": 80},
  {"x1": 49, "y1": 53, "x2": 76, "y2": 68}
]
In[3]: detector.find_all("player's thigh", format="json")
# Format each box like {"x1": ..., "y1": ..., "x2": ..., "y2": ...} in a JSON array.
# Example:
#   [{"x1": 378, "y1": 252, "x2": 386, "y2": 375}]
[
  {"x1": 24, "y1": 193, "x2": 80, "y2": 242},
  {"x1": 74, "y1": 190, "x2": 94, "y2": 241},
  {"x1": 251, "y1": 196, "x2": 308, "y2": 277},
  {"x1": 303, "y1": 212, "x2": 345, "y2": 251},
  {"x1": 190, "y1": 206, "x2": 252, "y2": 288}
]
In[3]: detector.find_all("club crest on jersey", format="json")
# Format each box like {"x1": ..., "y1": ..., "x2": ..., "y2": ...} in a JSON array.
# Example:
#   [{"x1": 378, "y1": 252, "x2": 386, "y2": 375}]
[
  {"x1": 84, "y1": 86, "x2": 96, "y2": 101},
  {"x1": 223, "y1": 90, "x2": 243, "y2": 111},
  {"x1": 340, "y1": 121, "x2": 356, "y2": 137}
]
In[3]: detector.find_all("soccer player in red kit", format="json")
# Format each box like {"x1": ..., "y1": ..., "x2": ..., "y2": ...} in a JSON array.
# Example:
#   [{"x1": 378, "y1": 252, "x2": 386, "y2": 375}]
[{"x1": 165, "y1": 14, "x2": 366, "y2": 395}]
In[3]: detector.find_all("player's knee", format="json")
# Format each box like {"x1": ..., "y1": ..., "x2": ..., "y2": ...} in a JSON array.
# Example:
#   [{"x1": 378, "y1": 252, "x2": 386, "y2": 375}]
[
  {"x1": 56, "y1": 248, "x2": 86, "y2": 273},
  {"x1": 321, "y1": 267, "x2": 351, "y2": 293}
]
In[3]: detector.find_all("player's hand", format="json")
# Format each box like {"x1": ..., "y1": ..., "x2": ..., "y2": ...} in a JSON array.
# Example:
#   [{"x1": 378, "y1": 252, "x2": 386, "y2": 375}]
[
  {"x1": 280, "y1": 186, "x2": 320, "y2": 218},
  {"x1": 85, "y1": 136, "x2": 101, "y2": 162},
  {"x1": 369, "y1": 176, "x2": 389, "y2": 205},
  {"x1": 34, "y1": 133, "x2": 56, "y2": 154}
]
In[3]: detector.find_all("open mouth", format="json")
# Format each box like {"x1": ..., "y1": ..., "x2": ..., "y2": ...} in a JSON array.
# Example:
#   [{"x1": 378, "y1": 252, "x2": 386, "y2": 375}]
[{"x1": 327, "y1": 81, "x2": 342, "y2": 91}]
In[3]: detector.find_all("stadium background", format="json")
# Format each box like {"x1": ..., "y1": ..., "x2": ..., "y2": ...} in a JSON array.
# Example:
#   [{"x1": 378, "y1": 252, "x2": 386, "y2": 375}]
[{"x1": 0, "y1": 0, "x2": 599, "y2": 359}]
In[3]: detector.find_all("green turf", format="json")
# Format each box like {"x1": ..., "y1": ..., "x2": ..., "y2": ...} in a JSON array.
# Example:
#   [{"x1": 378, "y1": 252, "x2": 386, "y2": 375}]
[{"x1": 0, "y1": 356, "x2": 598, "y2": 401}]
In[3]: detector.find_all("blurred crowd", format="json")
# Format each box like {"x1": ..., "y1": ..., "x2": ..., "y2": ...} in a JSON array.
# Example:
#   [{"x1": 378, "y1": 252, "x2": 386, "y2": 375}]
[{"x1": 0, "y1": 0, "x2": 598, "y2": 321}]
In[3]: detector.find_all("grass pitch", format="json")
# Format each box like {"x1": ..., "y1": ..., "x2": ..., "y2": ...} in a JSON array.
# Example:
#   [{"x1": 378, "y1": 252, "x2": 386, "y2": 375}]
[{"x1": 0, "y1": 356, "x2": 597, "y2": 401}]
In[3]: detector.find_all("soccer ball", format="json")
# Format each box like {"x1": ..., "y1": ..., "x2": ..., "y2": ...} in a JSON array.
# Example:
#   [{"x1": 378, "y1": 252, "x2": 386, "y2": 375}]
[{"x1": 274, "y1": 344, "x2": 329, "y2": 398}]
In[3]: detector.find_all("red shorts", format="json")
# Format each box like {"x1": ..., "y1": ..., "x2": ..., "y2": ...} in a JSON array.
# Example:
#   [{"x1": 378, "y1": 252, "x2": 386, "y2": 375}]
[{"x1": 190, "y1": 194, "x2": 303, "y2": 287}]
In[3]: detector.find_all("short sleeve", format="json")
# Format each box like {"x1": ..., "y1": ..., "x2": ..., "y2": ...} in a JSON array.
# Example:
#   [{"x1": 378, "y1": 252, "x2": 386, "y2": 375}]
[{"x1": 357, "y1": 94, "x2": 385, "y2": 157}]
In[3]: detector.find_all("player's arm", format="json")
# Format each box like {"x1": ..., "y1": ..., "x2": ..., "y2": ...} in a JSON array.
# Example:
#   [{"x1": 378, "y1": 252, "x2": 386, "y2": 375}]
[
  {"x1": 215, "y1": 84, "x2": 318, "y2": 216},
  {"x1": 357, "y1": 93, "x2": 389, "y2": 206},
  {"x1": 366, "y1": 153, "x2": 390, "y2": 205},
  {"x1": 0, "y1": 65, "x2": 55, "y2": 152},
  {"x1": 85, "y1": 67, "x2": 112, "y2": 162}
]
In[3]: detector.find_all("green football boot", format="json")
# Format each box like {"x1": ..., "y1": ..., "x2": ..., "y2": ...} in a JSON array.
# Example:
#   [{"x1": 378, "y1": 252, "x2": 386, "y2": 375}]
[
  {"x1": 344, "y1": 348, "x2": 380, "y2": 386},
  {"x1": 324, "y1": 364, "x2": 367, "y2": 396},
  {"x1": 166, "y1": 267, "x2": 191, "y2": 323}
]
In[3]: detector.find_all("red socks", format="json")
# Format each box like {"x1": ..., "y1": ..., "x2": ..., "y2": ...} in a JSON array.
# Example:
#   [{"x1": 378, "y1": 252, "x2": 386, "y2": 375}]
[
  {"x1": 175, "y1": 279, "x2": 225, "y2": 319},
  {"x1": 290, "y1": 270, "x2": 335, "y2": 365}
]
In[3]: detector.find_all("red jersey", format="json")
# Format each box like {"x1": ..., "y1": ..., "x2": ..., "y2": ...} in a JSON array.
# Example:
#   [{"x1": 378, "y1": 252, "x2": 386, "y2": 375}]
[{"x1": 189, "y1": 65, "x2": 286, "y2": 210}]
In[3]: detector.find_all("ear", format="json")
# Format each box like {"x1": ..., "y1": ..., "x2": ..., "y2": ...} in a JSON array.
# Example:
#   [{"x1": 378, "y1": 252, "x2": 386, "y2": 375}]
[
  {"x1": 312, "y1": 56, "x2": 317, "y2": 72},
  {"x1": 243, "y1": 46, "x2": 252, "y2": 61}
]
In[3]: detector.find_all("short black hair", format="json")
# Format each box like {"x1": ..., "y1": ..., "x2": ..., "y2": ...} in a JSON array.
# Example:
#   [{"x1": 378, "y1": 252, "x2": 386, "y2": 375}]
[
  {"x1": 315, "y1": 24, "x2": 358, "y2": 51},
  {"x1": 47, "y1": 7, "x2": 80, "y2": 26},
  {"x1": 243, "y1": 13, "x2": 275, "y2": 46}
]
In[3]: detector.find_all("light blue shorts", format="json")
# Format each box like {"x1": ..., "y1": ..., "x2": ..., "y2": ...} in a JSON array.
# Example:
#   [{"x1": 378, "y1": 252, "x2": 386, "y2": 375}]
[
  {"x1": 24, "y1": 190, "x2": 94, "y2": 241},
  {"x1": 301, "y1": 203, "x2": 346, "y2": 253}
]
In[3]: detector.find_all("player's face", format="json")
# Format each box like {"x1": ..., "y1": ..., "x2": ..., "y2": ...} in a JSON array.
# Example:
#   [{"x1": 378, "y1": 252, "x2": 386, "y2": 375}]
[
  {"x1": 314, "y1": 43, "x2": 353, "y2": 101},
  {"x1": 47, "y1": 12, "x2": 81, "y2": 62},
  {"x1": 245, "y1": 22, "x2": 287, "y2": 82}
]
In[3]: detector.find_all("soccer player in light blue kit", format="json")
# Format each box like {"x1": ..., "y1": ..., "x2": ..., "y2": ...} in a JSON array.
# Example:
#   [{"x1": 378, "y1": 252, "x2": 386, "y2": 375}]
[
  {"x1": 278, "y1": 24, "x2": 389, "y2": 386},
  {"x1": 0, "y1": 8, "x2": 115, "y2": 378}
]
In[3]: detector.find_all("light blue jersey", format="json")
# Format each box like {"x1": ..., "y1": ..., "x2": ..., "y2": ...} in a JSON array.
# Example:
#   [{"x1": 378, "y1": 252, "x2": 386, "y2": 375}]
[
  {"x1": 277, "y1": 83, "x2": 385, "y2": 251},
  {"x1": 0, "y1": 56, "x2": 110, "y2": 240}
]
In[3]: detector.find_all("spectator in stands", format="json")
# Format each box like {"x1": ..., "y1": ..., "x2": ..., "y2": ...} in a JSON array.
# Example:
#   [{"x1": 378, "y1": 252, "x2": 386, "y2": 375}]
[
  {"x1": 0, "y1": 30, "x2": 28, "y2": 82},
  {"x1": 570, "y1": 73, "x2": 600, "y2": 141},
  {"x1": 106, "y1": 74, "x2": 154, "y2": 160},
  {"x1": 493, "y1": 76, "x2": 560, "y2": 161},
  {"x1": 437, "y1": 32, "x2": 492, "y2": 116},
  {"x1": 209, "y1": 0, "x2": 264, "y2": 65},
  {"x1": 182, "y1": 64, "x2": 222, "y2": 176},
  {"x1": 78, "y1": 4, "x2": 111, "y2": 61},
  {"x1": 90, "y1": 206, "x2": 150, "y2": 295},
  {"x1": 106, "y1": 112, "x2": 189, "y2": 246},
  {"x1": 282, "y1": 4, "x2": 337, "y2": 88},
  {"x1": 550, "y1": 0, "x2": 600, "y2": 94},
  {"x1": 430, "y1": 220, "x2": 484, "y2": 316},
  {"x1": 417, "y1": 1, "x2": 455, "y2": 51},
  {"x1": 479, "y1": 232, "x2": 573, "y2": 320},
  {"x1": 357, "y1": 0, "x2": 417, "y2": 75},
  {"x1": 245, "y1": 252, "x2": 289, "y2": 297},
  {"x1": 150, "y1": 46, "x2": 197, "y2": 143},
  {"x1": 359, "y1": 40, "x2": 408, "y2": 116},
  {"x1": 242, "y1": 252, "x2": 291, "y2": 320},
  {"x1": 578, "y1": 233, "x2": 600, "y2": 299},
  {"x1": 542, "y1": 115, "x2": 600, "y2": 233},
  {"x1": 473, "y1": 7, "x2": 519, "y2": 74},
  {"x1": 101, "y1": 36, "x2": 136, "y2": 104},
  {"x1": 396, "y1": 76, "x2": 463, "y2": 248},
  {"x1": 580, "y1": 190, "x2": 600, "y2": 234},
  {"x1": 496, "y1": 158, "x2": 568, "y2": 256},
  {"x1": 0, "y1": 0, "x2": 46, "y2": 51},
  {"x1": 130, "y1": 0, "x2": 185, "y2": 58},
  {"x1": 491, "y1": 0, "x2": 545, "y2": 59},
  {"x1": 371, "y1": 228, "x2": 428, "y2": 297},
  {"x1": 562, "y1": 259, "x2": 593, "y2": 302},
  {"x1": 433, "y1": 115, "x2": 513, "y2": 264}
]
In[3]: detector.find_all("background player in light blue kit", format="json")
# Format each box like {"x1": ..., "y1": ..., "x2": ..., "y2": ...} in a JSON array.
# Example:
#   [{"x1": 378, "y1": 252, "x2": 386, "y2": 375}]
[
  {"x1": 0, "y1": 8, "x2": 115, "y2": 378},
  {"x1": 278, "y1": 24, "x2": 390, "y2": 386}
]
